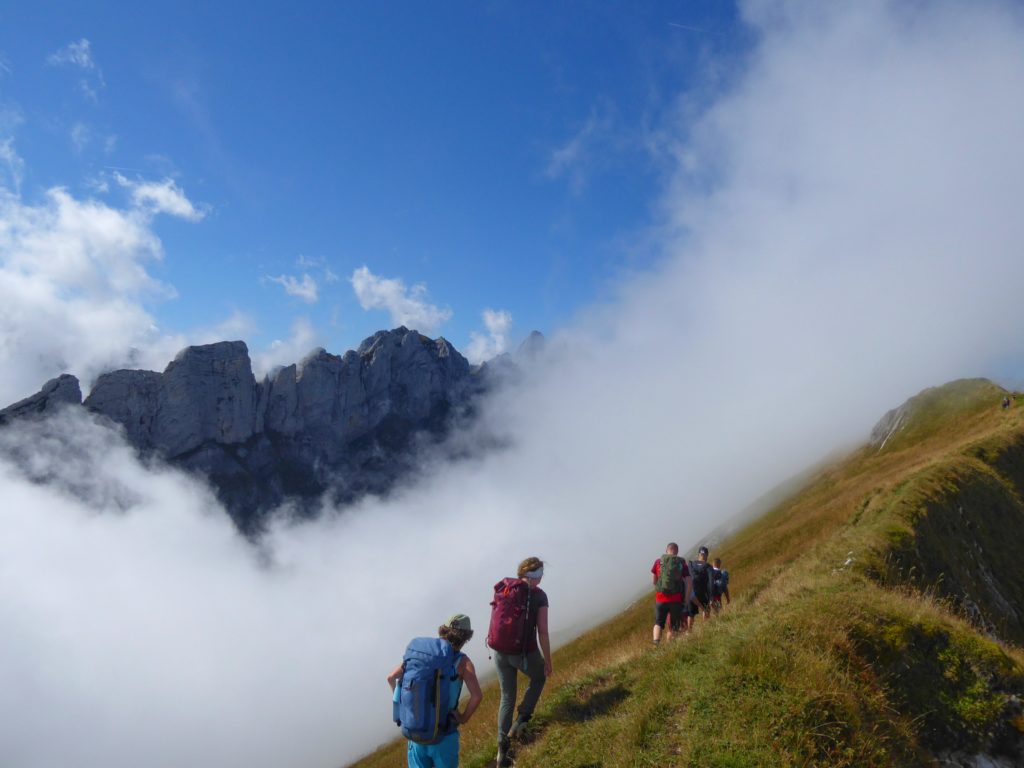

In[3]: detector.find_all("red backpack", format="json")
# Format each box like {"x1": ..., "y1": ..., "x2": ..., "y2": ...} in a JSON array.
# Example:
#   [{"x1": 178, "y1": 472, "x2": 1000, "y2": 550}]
[{"x1": 486, "y1": 578, "x2": 532, "y2": 653}]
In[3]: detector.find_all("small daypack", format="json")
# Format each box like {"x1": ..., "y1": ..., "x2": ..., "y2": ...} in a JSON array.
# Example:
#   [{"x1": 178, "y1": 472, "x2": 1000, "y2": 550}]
[
  {"x1": 393, "y1": 637, "x2": 463, "y2": 744},
  {"x1": 711, "y1": 568, "x2": 730, "y2": 597},
  {"x1": 689, "y1": 560, "x2": 711, "y2": 598},
  {"x1": 656, "y1": 554, "x2": 685, "y2": 594},
  {"x1": 486, "y1": 577, "x2": 532, "y2": 654}
]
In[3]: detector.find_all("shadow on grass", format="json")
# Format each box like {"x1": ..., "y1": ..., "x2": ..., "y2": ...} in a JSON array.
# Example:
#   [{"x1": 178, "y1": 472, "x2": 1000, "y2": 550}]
[{"x1": 549, "y1": 683, "x2": 631, "y2": 724}]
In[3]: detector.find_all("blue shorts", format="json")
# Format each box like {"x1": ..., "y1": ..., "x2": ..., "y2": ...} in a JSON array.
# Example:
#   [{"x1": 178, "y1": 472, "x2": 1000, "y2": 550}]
[{"x1": 408, "y1": 731, "x2": 460, "y2": 768}]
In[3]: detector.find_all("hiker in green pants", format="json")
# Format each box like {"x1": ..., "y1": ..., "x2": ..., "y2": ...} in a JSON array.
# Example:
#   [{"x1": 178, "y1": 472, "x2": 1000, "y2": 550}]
[{"x1": 487, "y1": 556, "x2": 551, "y2": 767}]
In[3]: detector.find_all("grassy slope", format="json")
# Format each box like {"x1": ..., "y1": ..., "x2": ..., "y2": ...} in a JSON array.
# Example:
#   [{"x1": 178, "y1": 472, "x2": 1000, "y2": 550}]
[{"x1": 353, "y1": 381, "x2": 1024, "y2": 767}]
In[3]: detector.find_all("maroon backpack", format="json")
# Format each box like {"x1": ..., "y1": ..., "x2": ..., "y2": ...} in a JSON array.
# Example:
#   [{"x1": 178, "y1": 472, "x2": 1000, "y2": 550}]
[{"x1": 486, "y1": 578, "x2": 532, "y2": 653}]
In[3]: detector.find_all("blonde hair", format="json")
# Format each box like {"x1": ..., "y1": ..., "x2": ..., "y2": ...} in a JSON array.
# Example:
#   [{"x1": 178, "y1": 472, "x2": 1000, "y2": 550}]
[{"x1": 517, "y1": 556, "x2": 545, "y2": 579}]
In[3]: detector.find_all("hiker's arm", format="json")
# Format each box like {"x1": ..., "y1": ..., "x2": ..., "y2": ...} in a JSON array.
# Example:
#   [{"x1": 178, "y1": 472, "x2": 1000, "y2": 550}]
[
  {"x1": 454, "y1": 657, "x2": 483, "y2": 724},
  {"x1": 387, "y1": 663, "x2": 403, "y2": 692},
  {"x1": 685, "y1": 575, "x2": 693, "y2": 605},
  {"x1": 724, "y1": 585, "x2": 731, "y2": 604},
  {"x1": 537, "y1": 606, "x2": 553, "y2": 677}
]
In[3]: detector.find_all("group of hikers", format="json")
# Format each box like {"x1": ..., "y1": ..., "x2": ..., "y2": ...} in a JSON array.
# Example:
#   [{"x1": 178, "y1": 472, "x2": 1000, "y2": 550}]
[
  {"x1": 387, "y1": 546, "x2": 730, "y2": 767},
  {"x1": 651, "y1": 542, "x2": 730, "y2": 645}
]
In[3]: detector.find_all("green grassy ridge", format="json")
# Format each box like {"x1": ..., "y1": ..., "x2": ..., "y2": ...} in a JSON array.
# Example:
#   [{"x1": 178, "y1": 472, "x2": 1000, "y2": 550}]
[
  {"x1": 452, "y1": 573, "x2": 1023, "y2": 767},
  {"x1": 872, "y1": 378, "x2": 1012, "y2": 456},
  {"x1": 353, "y1": 379, "x2": 1024, "y2": 767},
  {"x1": 871, "y1": 455, "x2": 1024, "y2": 644}
]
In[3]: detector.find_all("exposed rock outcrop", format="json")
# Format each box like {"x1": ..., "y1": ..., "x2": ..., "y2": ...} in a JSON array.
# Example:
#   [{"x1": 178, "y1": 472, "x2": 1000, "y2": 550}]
[
  {"x1": 2, "y1": 327, "x2": 491, "y2": 532},
  {"x1": 0, "y1": 374, "x2": 82, "y2": 425}
]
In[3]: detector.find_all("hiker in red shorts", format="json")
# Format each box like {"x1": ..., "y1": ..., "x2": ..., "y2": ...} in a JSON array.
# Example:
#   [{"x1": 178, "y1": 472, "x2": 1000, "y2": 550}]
[{"x1": 651, "y1": 542, "x2": 691, "y2": 645}]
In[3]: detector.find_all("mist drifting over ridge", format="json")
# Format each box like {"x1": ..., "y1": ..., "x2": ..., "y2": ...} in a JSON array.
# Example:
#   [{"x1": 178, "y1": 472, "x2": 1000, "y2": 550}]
[{"x1": 5, "y1": 1, "x2": 1024, "y2": 767}]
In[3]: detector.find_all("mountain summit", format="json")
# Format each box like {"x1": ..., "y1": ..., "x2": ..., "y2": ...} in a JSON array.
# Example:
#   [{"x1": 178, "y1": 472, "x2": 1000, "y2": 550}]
[{"x1": 0, "y1": 327, "x2": 526, "y2": 532}]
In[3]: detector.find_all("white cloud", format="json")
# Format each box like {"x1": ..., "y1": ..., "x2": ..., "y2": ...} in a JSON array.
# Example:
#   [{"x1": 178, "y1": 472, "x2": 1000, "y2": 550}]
[
  {"x1": 466, "y1": 308, "x2": 513, "y2": 364},
  {"x1": 295, "y1": 254, "x2": 339, "y2": 283},
  {"x1": 192, "y1": 310, "x2": 257, "y2": 345},
  {"x1": 545, "y1": 102, "x2": 615, "y2": 194},
  {"x1": 267, "y1": 272, "x2": 319, "y2": 304},
  {"x1": 0, "y1": 175, "x2": 209, "y2": 403},
  {"x1": 70, "y1": 122, "x2": 90, "y2": 153},
  {"x1": 114, "y1": 173, "x2": 206, "y2": 221},
  {"x1": 251, "y1": 316, "x2": 320, "y2": 377},
  {"x1": 47, "y1": 39, "x2": 98, "y2": 71},
  {"x1": 47, "y1": 38, "x2": 105, "y2": 102},
  {"x1": 0, "y1": 137, "x2": 25, "y2": 194},
  {"x1": 350, "y1": 265, "x2": 452, "y2": 335}
]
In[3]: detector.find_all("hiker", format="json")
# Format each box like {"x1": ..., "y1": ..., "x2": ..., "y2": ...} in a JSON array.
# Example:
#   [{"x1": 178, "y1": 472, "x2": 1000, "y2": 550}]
[
  {"x1": 651, "y1": 542, "x2": 690, "y2": 645},
  {"x1": 487, "y1": 556, "x2": 551, "y2": 768},
  {"x1": 710, "y1": 557, "x2": 731, "y2": 615},
  {"x1": 388, "y1": 614, "x2": 483, "y2": 768},
  {"x1": 1003, "y1": 396, "x2": 1011, "y2": 410},
  {"x1": 687, "y1": 546, "x2": 713, "y2": 626}
]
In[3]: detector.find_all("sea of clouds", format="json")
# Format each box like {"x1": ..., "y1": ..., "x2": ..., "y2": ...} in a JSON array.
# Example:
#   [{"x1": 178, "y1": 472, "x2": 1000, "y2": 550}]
[{"x1": 4, "y1": 2, "x2": 1024, "y2": 766}]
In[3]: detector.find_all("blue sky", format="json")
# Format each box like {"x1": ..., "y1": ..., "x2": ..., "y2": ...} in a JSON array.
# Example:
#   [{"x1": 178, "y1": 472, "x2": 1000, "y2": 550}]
[{"x1": 0, "y1": 1, "x2": 745, "y2": 379}]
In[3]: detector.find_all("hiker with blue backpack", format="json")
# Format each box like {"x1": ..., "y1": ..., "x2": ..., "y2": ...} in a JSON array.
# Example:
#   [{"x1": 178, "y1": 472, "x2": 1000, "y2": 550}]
[
  {"x1": 487, "y1": 556, "x2": 551, "y2": 768},
  {"x1": 388, "y1": 613, "x2": 483, "y2": 768},
  {"x1": 710, "y1": 557, "x2": 731, "y2": 615}
]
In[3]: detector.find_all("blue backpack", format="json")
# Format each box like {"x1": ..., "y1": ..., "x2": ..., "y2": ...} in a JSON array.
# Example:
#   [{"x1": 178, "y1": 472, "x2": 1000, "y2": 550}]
[
  {"x1": 393, "y1": 637, "x2": 463, "y2": 744},
  {"x1": 711, "y1": 568, "x2": 730, "y2": 597}
]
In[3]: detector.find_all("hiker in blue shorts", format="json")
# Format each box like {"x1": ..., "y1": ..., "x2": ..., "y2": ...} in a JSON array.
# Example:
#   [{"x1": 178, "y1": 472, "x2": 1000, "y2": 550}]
[{"x1": 388, "y1": 614, "x2": 483, "y2": 768}]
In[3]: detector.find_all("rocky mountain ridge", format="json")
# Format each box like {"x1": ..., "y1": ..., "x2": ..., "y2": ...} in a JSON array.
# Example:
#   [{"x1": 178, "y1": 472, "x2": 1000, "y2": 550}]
[{"x1": 0, "y1": 327, "x2": 524, "y2": 532}]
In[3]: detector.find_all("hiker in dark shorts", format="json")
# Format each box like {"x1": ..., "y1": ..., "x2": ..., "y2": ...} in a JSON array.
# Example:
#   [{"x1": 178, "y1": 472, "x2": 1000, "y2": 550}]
[
  {"x1": 490, "y1": 556, "x2": 551, "y2": 768},
  {"x1": 687, "y1": 546, "x2": 713, "y2": 626},
  {"x1": 651, "y1": 542, "x2": 691, "y2": 645},
  {"x1": 710, "y1": 557, "x2": 731, "y2": 615},
  {"x1": 388, "y1": 614, "x2": 483, "y2": 768}
]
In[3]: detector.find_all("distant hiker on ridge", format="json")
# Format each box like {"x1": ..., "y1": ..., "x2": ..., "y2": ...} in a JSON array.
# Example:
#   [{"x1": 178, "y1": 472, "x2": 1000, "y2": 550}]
[
  {"x1": 389, "y1": 614, "x2": 483, "y2": 768},
  {"x1": 710, "y1": 557, "x2": 731, "y2": 615},
  {"x1": 688, "y1": 546, "x2": 713, "y2": 626},
  {"x1": 1003, "y1": 395, "x2": 1011, "y2": 410},
  {"x1": 651, "y1": 542, "x2": 690, "y2": 645},
  {"x1": 487, "y1": 556, "x2": 551, "y2": 768}
]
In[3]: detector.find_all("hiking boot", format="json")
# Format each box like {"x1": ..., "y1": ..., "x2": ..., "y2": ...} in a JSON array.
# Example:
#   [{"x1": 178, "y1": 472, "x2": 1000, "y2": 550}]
[
  {"x1": 507, "y1": 716, "x2": 529, "y2": 740},
  {"x1": 497, "y1": 737, "x2": 513, "y2": 767}
]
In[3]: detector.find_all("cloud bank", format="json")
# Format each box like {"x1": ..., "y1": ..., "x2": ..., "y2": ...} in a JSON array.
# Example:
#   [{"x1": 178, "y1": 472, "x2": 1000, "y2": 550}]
[
  {"x1": 5, "y1": 2, "x2": 1024, "y2": 767},
  {"x1": 0, "y1": 166, "x2": 291, "y2": 404},
  {"x1": 0, "y1": 181, "x2": 185, "y2": 403}
]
